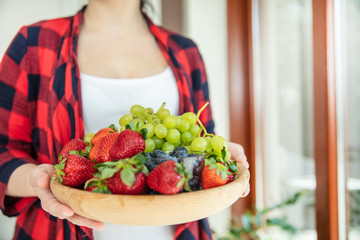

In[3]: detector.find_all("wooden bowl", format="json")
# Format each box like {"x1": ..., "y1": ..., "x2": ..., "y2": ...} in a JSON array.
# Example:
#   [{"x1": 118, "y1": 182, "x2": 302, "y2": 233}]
[{"x1": 50, "y1": 165, "x2": 250, "y2": 226}]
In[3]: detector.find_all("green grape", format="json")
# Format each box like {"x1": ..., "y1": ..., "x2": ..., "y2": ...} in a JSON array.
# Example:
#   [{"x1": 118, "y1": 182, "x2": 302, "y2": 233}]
[
  {"x1": 165, "y1": 129, "x2": 181, "y2": 144},
  {"x1": 152, "y1": 136, "x2": 165, "y2": 150},
  {"x1": 120, "y1": 126, "x2": 126, "y2": 132},
  {"x1": 147, "y1": 115, "x2": 161, "y2": 124},
  {"x1": 178, "y1": 119, "x2": 190, "y2": 133},
  {"x1": 133, "y1": 114, "x2": 146, "y2": 122},
  {"x1": 181, "y1": 131, "x2": 193, "y2": 145},
  {"x1": 84, "y1": 132, "x2": 95, "y2": 145},
  {"x1": 190, "y1": 137, "x2": 208, "y2": 152},
  {"x1": 145, "y1": 138, "x2": 156, "y2": 152},
  {"x1": 133, "y1": 119, "x2": 144, "y2": 131},
  {"x1": 225, "y1": 149, "x2": 231, "y2": 161},
  {"x1": 154, "y1": 124, "x2": 167, "y2": 138},
  {"x1": 175, "y1": 116, "x2": 182, "y2": 128},
  {"x1": 189, "y1": 124, "x2": 201, "y2": 137},
  {"x1": 211, "y1": 135, "x2": 228, "y2": 153},
  {"x1": 157, "y1": 108, "x2": 170, "y2": 120},
  {"x1": 182, "y1": 112, "x2": 197, "y2": 125},
  {"x1": 162, "y1": 142, "x2": 175, "y2": 152},
  {"x1": 163, "y1": 116, "x2": 177, "y2": 129},
  {"x1": 174, "y1": 140, "x2": 181, "y2": 148},
  {"x1": 141, "y1": 123, "x2": 155, "y2": 138},
  {"x1": 143, "y1": 107, "x2": 154, "y2": 119},
  {"x1": 130, "y1": 105, "x2": 145, "y2": 115},
  {"x1": 205, "y1": 136, "x2": 213, "y2": 153},
  {"x1": 119, "y1": 114, "x2": 133, "y2": 126}
]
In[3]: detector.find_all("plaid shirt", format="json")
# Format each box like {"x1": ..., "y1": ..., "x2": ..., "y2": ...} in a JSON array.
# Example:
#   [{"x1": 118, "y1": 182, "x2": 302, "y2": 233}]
[{"x1": 0, "y1": 7, "x2": 214, "y2": 240}]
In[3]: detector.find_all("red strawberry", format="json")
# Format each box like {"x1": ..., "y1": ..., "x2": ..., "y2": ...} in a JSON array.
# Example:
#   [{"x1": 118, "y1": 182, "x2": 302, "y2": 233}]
[
  {"x1": 89, "y1": 132, "x2": 119, "y2": 163},
  {"x1": 54, "y1": 155, "x2": 96, "y2": 187},
  {"x1": 109, "y1": 129, "x2": 145, "y2": 160},
  {"x1": 227, "y1": 170, "x2": 235, "y2": 183},
  {"x1": 201, "y1": 164, "x2": 228, "y2": 189},
  {"x1": 59, "y1": 139, "x2": 87, "y2": 161},
  {"x1": 107, "y1": 171, "x2": 147, "y2": 195},
  {"x1": 91, "y1": 124, "x2": 118, "y2": 146},
  {"x1": 147, "y1": 161, "x2": 189, "y2": 195},
  {"x1": 84, "y1": 177, "x2": 111, "y2": 194}
]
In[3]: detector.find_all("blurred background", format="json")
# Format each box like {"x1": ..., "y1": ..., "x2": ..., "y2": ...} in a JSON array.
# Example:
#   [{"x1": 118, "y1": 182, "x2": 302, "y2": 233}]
[{"x1": 0, "y1": 0, "x2": 359, "y2": 239}]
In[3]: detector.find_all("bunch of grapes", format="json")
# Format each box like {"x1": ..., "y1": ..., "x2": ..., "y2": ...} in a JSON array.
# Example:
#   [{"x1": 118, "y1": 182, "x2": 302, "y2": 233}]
[{"x1": 119, "y1": 102, "x2": 231, "y2": 163}]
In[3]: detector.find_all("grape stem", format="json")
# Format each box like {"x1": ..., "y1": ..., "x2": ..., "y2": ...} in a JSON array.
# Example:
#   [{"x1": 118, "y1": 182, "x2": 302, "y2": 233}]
[
  {"x1": 156, "y1": 102, "x2": 166, "y2": 114},
  {"x1": 196, "y1": 102, "x2": 213, "y2": 138}
]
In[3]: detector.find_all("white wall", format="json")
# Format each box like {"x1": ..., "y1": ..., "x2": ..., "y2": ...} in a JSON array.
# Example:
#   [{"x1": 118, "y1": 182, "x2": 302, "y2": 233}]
[{"x1": 0, "y1": 0, "x2": 230, "y2": 238}]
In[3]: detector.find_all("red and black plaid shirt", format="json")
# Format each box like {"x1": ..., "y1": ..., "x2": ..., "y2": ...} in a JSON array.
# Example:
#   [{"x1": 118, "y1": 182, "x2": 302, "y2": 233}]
[{"x1": 0, "y1": 7, "x2": 214, "y2": 240}]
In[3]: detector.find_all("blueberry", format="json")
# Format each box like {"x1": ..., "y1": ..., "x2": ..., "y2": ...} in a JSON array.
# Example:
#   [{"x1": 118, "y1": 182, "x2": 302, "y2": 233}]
[
  {"x1": 145, "y1": 158, "x2": 167, "y2": 172},
  {"x1": 188, "y1": 176, "x2": 201, "y2": 191},
  {"x1": 150, "y1": 150, "x2": 167, "y2": 159},
  {"x1": 172, "y1": 146, "x2": 188, "y2": 159}
]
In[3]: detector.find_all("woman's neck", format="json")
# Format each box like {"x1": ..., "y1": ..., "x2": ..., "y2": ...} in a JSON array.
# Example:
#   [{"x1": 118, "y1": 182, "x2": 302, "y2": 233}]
[{"x1": 84, "y1": 0, "x2": 146, "y2": 34}]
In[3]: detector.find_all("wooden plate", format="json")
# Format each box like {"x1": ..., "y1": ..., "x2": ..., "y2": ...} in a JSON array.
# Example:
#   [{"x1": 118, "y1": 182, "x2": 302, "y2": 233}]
[{"x1": 50, "y1": 165, "x2": 250, "y2": 226}]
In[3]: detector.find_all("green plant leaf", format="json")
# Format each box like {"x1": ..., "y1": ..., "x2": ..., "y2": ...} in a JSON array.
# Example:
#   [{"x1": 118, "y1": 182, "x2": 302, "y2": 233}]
[
  {"x1": 126, "y1": 120, "x2": 136, "y2": 131},
  {"x1": 120, "y1": 166, "x2": 135, "y2": 187},
  {"x1": 101, "y1": 167, "x2": 118, "y2": 179},
  {"x1": 228, "y1": 161, "x2": 238, "y2": 173},
  {"x1": 140, "y1": 128, "x2": 148, "y2": 140},
  {"x1": 241, "y1": 213, "x2": 253, "y2": 232},
  {"x1": 130, "y1": 154, "x2": 147, "y2": 166}
]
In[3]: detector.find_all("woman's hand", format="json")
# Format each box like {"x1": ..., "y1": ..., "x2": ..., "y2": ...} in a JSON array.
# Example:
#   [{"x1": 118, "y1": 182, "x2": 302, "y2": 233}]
[
  {"x1": 228, "y1": 142, "x2": 250, "y2": 197},
  {"x1": 30, "y1": 164, "x2": 104, "y2": 230}
]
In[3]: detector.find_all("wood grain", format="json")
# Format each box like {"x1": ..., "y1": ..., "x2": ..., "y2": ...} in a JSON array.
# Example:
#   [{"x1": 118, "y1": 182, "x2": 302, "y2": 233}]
[{"x1": 50, "y1": 165, "x2": 250, "y2": 226}]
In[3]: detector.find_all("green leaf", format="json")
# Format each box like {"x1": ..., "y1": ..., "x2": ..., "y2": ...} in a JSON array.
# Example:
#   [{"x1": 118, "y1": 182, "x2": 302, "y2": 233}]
[
  {"x1": 209, "y1": 164, "x2": 217, "y2": 170},
  {"x1": 176, "y1": 178, "x2": 185, "y2": 188},
  {"x1": 69, "y1": 150, "x2": 78, "y2": 155},
  {"x1": 101, "y1": 168, "x2": 118, "y2": 179},
  {"x1": 241, "y1": 213, "x2": 253, "y2": 232},
  {"x1": 109, "y1": 124, "x2": 118, "y2": 132},
  {"x1": 221, "y1": 171, "x2": 227, "y2": 180},
  {"x1": 130, "y1": 154, "x2": 147, "y2": 166},
  {"x1": 120, "y1": 166, "x2": 135, "y2": 187},
  {"x1": 229, "y1": 161, "x2": 238, "y2": 173},
  {"x1": 140, "y1": 128, "x2": 148, "y2": 140},
  {"x1": 126, "y1": 120, "x2": 136, "y2": 130},
  {"x1": 221, "y1": 148, "x2": 226, "y2": 161}
]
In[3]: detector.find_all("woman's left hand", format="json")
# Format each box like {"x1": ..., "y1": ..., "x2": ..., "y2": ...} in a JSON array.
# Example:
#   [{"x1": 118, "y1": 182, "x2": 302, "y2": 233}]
[{"x1": 228, "y1": 142, "x2": 250, "y2": 197}]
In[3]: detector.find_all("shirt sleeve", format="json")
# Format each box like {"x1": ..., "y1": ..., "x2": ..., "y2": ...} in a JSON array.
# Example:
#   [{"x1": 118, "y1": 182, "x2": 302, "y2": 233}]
[
  {"x1": 0, "y1": 26, "x2": 38, "y2": 216},
  {"x1": 190, "y1": 44, "x2": 215, "y2": 134}
]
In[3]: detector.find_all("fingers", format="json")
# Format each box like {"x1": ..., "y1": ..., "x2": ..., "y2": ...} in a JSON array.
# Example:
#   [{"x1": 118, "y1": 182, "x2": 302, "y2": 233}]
[
  {"x1": 30, "y1": 164, "x2": 74, "y2": 219},
  {"x1": 241, "y1": 184, "x2": 250, "y2": 198},
  {"x1": 67, "y1": 214, "x2": 104, "y2": 231},
  {"x1": 30, "y1": 164, "x2": 104, "y2": 230},
  {"x1": 228, "y1": 142, "x2": 249, "y2": 168}
]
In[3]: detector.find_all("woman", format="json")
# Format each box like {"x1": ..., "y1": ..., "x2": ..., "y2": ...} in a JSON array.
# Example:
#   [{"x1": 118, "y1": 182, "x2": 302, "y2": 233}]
[{"x1": 0, "y1": 0, "x2": 249, "y2": 239}]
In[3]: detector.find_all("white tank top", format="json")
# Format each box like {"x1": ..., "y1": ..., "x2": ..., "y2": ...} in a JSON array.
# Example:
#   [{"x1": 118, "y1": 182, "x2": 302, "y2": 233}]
[
  {"x1": 80, "y1": 67, "x2": 179, "y2": 240},
  {"x1": 81, "y1": 67, "x2": 179, "y2": 133}
]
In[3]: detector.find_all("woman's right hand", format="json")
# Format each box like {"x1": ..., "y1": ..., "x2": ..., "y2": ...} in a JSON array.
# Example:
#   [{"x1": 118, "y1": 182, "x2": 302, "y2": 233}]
[{"x1": 30, "y1": 164, "x2": 104, "y2": 230}]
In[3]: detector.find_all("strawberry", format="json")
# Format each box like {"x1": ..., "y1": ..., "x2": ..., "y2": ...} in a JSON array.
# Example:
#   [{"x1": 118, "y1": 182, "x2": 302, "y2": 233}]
[
  {"x1": 54, "y1": 154, "x2": 96, "y2": 187},
  {"x1": 84, "y1": 177, "x2": 111, "y2": 194},
  {"x1": 91, "y1": 124, "x2": 118, "y2": 146},
  {"x1": 227, "y1": 170, "x2": 235, "y2": 183},
  {"x1": 147, "y1": 161, "x2": 190, "y2": 195},
  {"x1": 94, "y1": 154, "x2": 149, "y2": 195},
  {"x1": 201, "y1": 161, "x2": 228, "y2": 190},
  {"x1": 59, "y1": 139, "x2": 87, "y2": 161},
  {"x1": 109, "y1": 129, "x2": 145, "y2": 160},
  {"x1": 107, "y1": 171, "x2": 147, "y2": 195},
  {"x1": 89, "y1": 132, "x2": 119, "y2": 163}
]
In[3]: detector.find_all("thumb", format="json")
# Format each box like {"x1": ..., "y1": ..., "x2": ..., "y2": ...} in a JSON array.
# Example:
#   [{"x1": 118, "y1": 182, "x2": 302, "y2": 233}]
[{"x1": 30, "y1": 164, "x2": 54, "y2": 190}]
